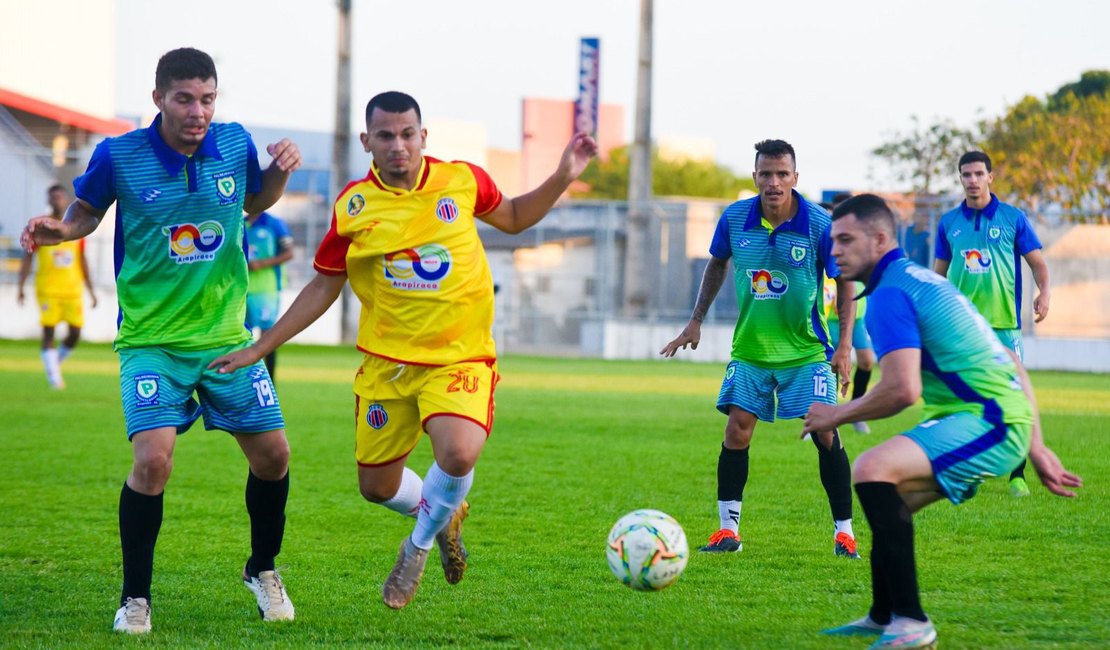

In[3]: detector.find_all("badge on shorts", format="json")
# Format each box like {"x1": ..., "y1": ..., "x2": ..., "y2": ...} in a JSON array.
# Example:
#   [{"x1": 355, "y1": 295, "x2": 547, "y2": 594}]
[
  {"x1": 723, "y1": 362, "x2": 737, "y2": 385},
  {"x1": 366, "y1": 403, "x2": 389, "y2": 429},
  {"x1": 135, "y1": 374, "x2": 160, "y2": 407}
]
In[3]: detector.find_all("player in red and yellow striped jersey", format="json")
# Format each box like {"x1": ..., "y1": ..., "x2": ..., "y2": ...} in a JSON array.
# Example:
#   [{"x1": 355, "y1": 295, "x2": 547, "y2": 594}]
[
  {"x1": 211, "y1": 91, "x2": 597, "y2": 609},
  {"x1": 17, "y1": 184, "x2": 98, "y2": 388}
]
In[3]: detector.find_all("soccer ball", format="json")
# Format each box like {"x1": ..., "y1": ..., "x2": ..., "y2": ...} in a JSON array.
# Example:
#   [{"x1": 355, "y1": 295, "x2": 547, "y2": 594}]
[{"x1": 606, "y1": 509, "x2": 689, "y2": 591}]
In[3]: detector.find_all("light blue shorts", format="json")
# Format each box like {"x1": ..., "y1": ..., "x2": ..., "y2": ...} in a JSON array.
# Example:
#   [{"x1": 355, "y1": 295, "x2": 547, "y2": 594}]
[
  {"x1": 902, "y1": 412, "x2": 1030, "y2": 504},
  {"x1": 829, "y1": 318, "x2": 872, "y2": 351},
  {"x1": 246, "y1": 292, "x2": 281, "y2": 331},
  {"x1": 993, "y1": 328, "x2": 1023, "y2": 362},
  {"x1": 119, "y1": 343, "x2": 285, "y2": 438},
  {"x1": 717, "y1": 359, "x2": 837, "y2": 422}
]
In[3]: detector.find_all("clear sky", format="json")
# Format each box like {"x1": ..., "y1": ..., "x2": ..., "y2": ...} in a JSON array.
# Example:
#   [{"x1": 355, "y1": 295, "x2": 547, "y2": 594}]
[{"x1": 114, "y1": 0, "x2": 1110, "y2": 197}]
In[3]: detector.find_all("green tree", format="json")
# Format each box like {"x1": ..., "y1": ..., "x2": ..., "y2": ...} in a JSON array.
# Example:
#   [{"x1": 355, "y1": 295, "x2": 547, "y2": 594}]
[
  {"x1": 573, "y1": 146, "x2": 755, "y2": 200},
  {"x1": 984, "y1": 71, "x2": 1110, "y2": 223},
  {"x1": 870, "y1": 115, "x2": 979, "y2": 194}
]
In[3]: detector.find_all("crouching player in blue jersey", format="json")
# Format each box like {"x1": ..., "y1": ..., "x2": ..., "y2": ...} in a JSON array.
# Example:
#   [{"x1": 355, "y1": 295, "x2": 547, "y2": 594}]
[{"x1": 803, "y1": 194, "x2": 1081, "y2": 649}]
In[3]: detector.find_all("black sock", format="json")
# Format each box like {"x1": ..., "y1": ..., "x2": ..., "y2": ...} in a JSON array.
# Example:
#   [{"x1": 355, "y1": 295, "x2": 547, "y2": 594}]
[
  {"x1": 1010, "y1": 457, "x2": 1027, "y2": 480},
  {"x1": 245, "y1": 470, "x2": 289, "y2": 577},
  {"x1": 717, "y1": 444, "x2": 749, "y2": 502},
  {"x1": 812, "y1": 430, "x2": 853, "y2": 521},
  {"x1": 852, "y1": 368, "x2": 872, "y2": 400},
  {"x1": 855, "y1": 481, "x2": 927, "y2": 622},
  {"x1": 264, "y1": 351, "x2": 276, "y2": 381},
  {"x1": 867, "y1": 544, "x2": 893, "y2": 625},
  {"x1": 119, "y1": 483, "x2": 163, "y2": 606}
]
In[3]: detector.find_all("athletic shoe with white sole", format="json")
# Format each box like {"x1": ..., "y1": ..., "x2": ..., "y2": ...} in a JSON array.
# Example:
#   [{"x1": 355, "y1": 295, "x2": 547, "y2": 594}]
[
  {"x1": 112, "y1": 597, "x2": 151, "y2": 634},
  {"x1": 243, "y1": 567, "x2": 295, "y2": 621},
  {"x1": 435, "y1": 501, "x2": 470, "y2": 584},
  {"x1": 821, "y1": 614, "x2": 886, "y2": 637},
  {"x1": 869, "y1": 615, "x2": 937, "y2": 649},
  {"x1": 382, "y1": 537, "x2": 429, "y2": 609}
]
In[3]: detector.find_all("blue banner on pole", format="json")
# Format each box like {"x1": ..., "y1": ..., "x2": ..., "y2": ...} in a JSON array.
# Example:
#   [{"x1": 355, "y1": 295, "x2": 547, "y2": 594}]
[{"x1": 575, "y1": 37, "x2": 600, "y2": 137}]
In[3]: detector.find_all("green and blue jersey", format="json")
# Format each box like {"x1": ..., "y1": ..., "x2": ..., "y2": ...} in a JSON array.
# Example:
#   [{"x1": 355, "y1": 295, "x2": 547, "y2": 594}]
[
  {"x1": 709, "y1": 190, "x2": 838, "y2": 368},
  {"x1": 935, "y1": 194, "x2": 1042, "y2": 329},
  {"x1": 861, "y1": 249, "x2": 1032, "y2": 427},
  {"x1": 74, "y1": 114, "x2": 262, "y2": 350},
  {"x1": 246, "y1": 211, "x2": 292, "y2": 296}
]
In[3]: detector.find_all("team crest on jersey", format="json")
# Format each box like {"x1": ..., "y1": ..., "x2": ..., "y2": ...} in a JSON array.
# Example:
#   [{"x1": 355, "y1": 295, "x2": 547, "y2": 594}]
[
  {"x1": 789, "y1": 243, "x2": 809, "y2": 267},
  {"x1": 140, "y1": 188, "x2": 162, "y2": 203},
  {"x1": 988, "y1": 226, "x2": 1002, "y2": 241},
  {"x1": 347, "y1": 194, "x2": 366, "y2": 216},
  {"x1": 384, "y1": 244, "x2": 452, "y2": 290},
  {"x1": 135, "y1": 374, "x2": 160, "y2": 406},
  {"x1": 960, "y1": 248, "x2": 992, "y2": 274},
  {"x1": 435, "y1": 197, "x2": 460, "y2": 223},
  {"x1": 163, "y1": 221, "x2": 225, "y2": 264},
  {"x1": 748, "y1": 269, "x2": 788, "y2": 299},
  {"x1": 366, "y1": 403, "x2": 389, "y2": 429},
  {"x1": 212, "y1": 172, "x2": 238, "y2": 205}
]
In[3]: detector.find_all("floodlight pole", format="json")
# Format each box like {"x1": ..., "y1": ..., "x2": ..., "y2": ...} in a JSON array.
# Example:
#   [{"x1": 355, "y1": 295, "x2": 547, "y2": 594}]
[
  {"x1": 624, "y1": 0, "x2": 653, "y2": 316},
  {"x1": 333, "y1": 0, "x2": 354, "y2": 342}
]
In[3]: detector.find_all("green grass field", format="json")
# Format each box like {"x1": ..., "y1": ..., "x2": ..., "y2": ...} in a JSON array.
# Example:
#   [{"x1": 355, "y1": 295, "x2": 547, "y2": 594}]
[{"x1": 1, "y1": 339, "x2": 1106, "y2": 649}]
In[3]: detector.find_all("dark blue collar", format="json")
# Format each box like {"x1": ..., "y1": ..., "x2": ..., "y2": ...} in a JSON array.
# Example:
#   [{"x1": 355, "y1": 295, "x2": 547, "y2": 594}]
[
  {"x1": 145, "y1": 113, "x2": 224, "y2": 177},
  {"x1": 959, "y1": 193, "x2": 999, "y2": 220},
  {"x1": 743, "y1": 189, "x2": 811, "y2": 235},
  {"x1": 857, "y1": 248, "x2": 906, "y2": 299}
]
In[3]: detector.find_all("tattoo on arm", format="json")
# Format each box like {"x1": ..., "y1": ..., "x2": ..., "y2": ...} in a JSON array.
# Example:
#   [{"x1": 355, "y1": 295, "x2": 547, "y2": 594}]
[{"x1": 691, "y1": 258, "x2": 728, "y2": 322}]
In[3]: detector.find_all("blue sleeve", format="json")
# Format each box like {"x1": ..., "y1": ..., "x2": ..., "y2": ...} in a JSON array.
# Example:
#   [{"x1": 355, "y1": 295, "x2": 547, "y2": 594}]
[
  {"x1": 72, "y1": 139, "x2": 117, "y2": 210},
  {"x1": 934, "y1": 220, "x2": 951, "y2": 261},
  {"x1": 864, "y1": 286, "x2": 920, "y2": 359},
  {"x1": 819, "y1": 224, "x2": 840, "y2": 279},
  {"x1": 245, "y1": 132, "x2": 262, "y2": 195},
  {"x1": 1014, "y1": 211, "x2": 1042, "y2": 255},
  {"x1": 708, "y1": 212, "x2": 732, "y2": 259}
]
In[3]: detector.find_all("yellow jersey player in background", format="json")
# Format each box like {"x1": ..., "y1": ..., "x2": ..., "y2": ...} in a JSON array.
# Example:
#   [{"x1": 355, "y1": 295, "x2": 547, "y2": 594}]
[{"x1": 17, "y1": 184, "x2": 98, "y2": 388}]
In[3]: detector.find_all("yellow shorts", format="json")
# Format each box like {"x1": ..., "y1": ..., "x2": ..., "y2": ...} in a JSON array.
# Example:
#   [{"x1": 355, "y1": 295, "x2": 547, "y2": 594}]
[
  {"x1": 353, "y1": 355, "x2": 499, "y2": 467},
  {"x1": 39, "y1": 296, "x2": 84, "y2": 328}
]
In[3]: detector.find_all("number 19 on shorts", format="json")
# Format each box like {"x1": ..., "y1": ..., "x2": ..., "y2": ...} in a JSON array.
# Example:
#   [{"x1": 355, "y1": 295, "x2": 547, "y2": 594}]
[{"x1": 253, "y1": 379, "x2": 276, "y2": 407}]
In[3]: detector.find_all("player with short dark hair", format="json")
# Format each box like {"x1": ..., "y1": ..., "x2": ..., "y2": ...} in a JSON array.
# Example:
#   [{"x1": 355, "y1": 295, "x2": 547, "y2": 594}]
[
  {"x1": 807, "y1": 193, "x2": 1080, "y2": 649},
  {"x1": 934, "y1": 150, "x2": 1051, "y2": 497},
  {"x1": 210, "y1": 90, "x2": 598, "y2": 610},
  {"x1": 21, "y1": 46, "x2": 303, "y2": 634},
  {"x1": 18, "y1": 184, "x2": 98, "y2": 388},
  {"x1": 661, "y1": 139, "x2": 861, "y2": 559}
]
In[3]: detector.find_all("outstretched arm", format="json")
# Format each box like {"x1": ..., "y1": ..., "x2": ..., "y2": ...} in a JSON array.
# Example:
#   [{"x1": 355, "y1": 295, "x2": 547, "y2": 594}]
[
  {"x1": 479, "y1": 132, "x2": 598, "y2": 234},
  {"x1": 803, "y1": 347, "x2": 922, "y2": 435},
  {"x1": 660, "y1": 256, "x2": 728, "y2": 357},
  {"x1": 209, "y1": 272, "x2": 347, "y2": 373},
  {"x1": 1005, "y1": 349, "x2": 1081, "y2": 496}
]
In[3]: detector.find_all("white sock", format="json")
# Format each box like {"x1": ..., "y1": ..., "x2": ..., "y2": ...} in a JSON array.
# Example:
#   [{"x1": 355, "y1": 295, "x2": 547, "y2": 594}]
[
  {"x1": 834, "y1": 519, "x2": 855, "y2": 537},
  {"x1": 410, "y1": 462, "x2": 473, "y2": 550},
  {"x1": 380, "y1": 466, "x2": 422, "y2": 518},
  {"x1": 58, "y1": 345, "x2": 73, "y2": 363},
  {"x1": 41, "y1": 349, "x2": 62, "y2": 386},
  {"x1": 718, "y1": 500, "x2": 741, "y2": 533}
]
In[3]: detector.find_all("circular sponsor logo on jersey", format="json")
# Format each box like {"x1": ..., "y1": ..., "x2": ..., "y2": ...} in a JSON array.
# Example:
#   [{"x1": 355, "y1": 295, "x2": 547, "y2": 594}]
[
  {"x1": 435, "y1": 197, "x2": 459, "y2": 223},
  {"x1": 366, "y1": 403, "x2": 389, "y2": 429},
  {"x1": 348, "y1": 194, "x2": 366, "y2": 216}
]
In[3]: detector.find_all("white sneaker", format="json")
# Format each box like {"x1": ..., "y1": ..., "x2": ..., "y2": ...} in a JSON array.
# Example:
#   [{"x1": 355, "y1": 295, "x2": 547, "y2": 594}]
[
  {"x1": 871, "y1": 615, "x2": 936, "y2": 649},
  {"x1": 112, "y1": 597, "x2": 151, "y2": 634},
  {"x1": 243, "y1": 568, "x2": 295, "y2": 621}
]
